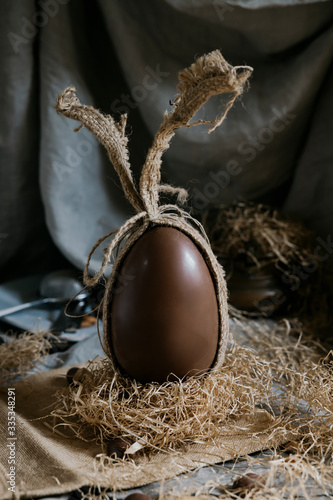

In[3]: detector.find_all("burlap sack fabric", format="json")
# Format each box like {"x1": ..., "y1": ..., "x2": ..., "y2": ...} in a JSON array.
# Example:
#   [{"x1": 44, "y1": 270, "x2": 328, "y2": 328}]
[{"x1": 0, "y1": 362, "x2": 290, "y2": 500}]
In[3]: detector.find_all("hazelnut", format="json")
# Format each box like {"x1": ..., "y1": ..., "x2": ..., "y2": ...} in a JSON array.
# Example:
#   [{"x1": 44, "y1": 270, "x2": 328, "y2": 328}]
[
  {"x1": 283, "y1": 440, "x2": 301, "y2": 453},
  {"x1": 232, "y1": 473, "x2": 265, "y2": 491},
  {"x1": 66, "y1": 367, "x2": 80, "y2": 385},
  {"x1": 80, "y1": 315, "x2": 98, "y2": 328},
  {"x1": 66, "y1": 367, "x2": 90, "y2": 386},
  {"x1": 124, "y1": 494, "x2": 153, "y2": 500},
  {"x1": 106, "y1": 437, "x2": 133, "y2": 459}
]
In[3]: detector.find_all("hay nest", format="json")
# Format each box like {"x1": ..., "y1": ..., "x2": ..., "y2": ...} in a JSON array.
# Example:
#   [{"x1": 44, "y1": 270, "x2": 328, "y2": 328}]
[
  {"x1": 51, "y1": 344, "x2": 276, "y2": 452},
  {"x1": 202, "y1": 201, "x2": 315, "y2": 269},
  {"x1": 50, "y1": 319, "x2": 333, "y2": 471},
  {"x1": 202, "y1": 200, "x2": 333, "y2": 328}
]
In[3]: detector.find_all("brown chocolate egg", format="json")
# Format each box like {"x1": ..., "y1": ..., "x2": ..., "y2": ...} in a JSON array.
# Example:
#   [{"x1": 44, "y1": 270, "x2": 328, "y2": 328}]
[{"x1": 108, "y1": 226, "x2": 219, "y2": 383}]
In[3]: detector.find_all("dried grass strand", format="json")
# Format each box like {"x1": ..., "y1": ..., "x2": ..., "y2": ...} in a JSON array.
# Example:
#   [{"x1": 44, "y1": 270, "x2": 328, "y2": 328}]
[{"x1": 0, "y1": 330, "x2": 53, "y2": 384}]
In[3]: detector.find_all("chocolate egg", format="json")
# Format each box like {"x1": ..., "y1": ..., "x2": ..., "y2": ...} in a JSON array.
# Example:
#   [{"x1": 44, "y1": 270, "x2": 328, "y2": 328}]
[{"x1": 108, "y1": 226, "x2": 219, "y2": 383}]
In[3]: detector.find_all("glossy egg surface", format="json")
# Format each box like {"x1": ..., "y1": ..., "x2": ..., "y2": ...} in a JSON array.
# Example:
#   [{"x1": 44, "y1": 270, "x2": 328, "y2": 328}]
[{"x1": 108, "y1": 226, "x2": 219, "y2": 383}]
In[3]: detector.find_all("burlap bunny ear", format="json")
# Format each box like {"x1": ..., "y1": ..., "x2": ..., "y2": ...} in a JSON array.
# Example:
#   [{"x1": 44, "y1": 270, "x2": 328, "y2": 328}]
[
  {"x1": 140, "y1": 50, "x2": 252, "y2": 213},
  {"x1": 55, "y1": 88, "x2": 144, "y2": 213},
  {"x1": 56, "y1": 50, "x2": 253, "y2": 376}
]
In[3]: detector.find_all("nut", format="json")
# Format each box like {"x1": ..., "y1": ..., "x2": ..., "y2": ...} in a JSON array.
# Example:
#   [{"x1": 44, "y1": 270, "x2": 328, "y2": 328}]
[
  {"x1": 66, "y1": 367, "x2": 90, "y2": 386},
  {"x1": 106, "y1": 437, "x2": 133, "y2": 459},
  {"x1": 124, "y1": 494, "x2": 153, "y2": 500},
  {"x1": 232, "y1": 473, "x2": 266, "y2": 491},
  {"x1": 80, "y1": 315, "x2": 98, "y2": 328},
  {"x1": 66, "y1": 367, "x2": 80, "y2": 385},
  {"x1": 282, "y1": 440, "x2": 302, "y2": 453}
]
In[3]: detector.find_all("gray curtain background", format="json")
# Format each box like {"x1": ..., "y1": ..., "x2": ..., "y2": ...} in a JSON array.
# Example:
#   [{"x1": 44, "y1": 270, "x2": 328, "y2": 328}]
[{"x1": 1, "y1": 0, "x2": 333, "y2": 283}]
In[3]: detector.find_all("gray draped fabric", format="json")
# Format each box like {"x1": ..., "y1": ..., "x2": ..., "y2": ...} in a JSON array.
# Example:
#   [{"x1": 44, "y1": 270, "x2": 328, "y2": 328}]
[{"x1": 1, "y1": 0, "x2": 333, "y2": 282}]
